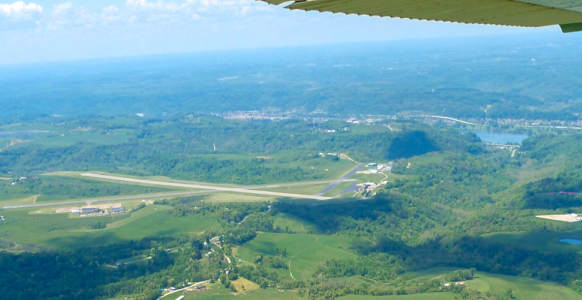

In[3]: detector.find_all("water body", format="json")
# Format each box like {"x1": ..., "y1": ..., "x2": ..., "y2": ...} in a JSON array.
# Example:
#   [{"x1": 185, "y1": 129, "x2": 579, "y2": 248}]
[
  {"x1": 0, "y1": 130, "x2": 47, "y2": 138},
  {"x1": 559, "y1": 238, "x2": 582, "y2": 245},
  {"x1": 465, "y1": 130, "x2": 529, "y2": 145}
]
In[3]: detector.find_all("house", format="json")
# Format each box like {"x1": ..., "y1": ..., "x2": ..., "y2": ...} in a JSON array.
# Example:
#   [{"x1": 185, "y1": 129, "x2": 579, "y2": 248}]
[
  {"x1": 368, "y1": 163, "x2": 377, "y2": 167},
  {"x1": 195, "y1": 285, "x2": 206, "y2": 290},
  {"x1": 115, "y1": 262, "x2": 122, "y2": 266},
  {"x1": 111, "y1": 207, "x2": 125, "y2": 213},
  {"x1": 81, "y1": 207, "x2": 98, "y2": 214}
]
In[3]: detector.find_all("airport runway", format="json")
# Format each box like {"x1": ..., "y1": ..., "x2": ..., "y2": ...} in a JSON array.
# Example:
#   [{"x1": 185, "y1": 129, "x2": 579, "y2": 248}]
[
  {"x1": 81, "y1": 173, "x2": 332, "y2": 200},
  {"x1": 315, "y1": 164, "x2": 365, "y2": 196},
  {"x1": 2, "y1": 173, "x2": 353, "y2": 209}
]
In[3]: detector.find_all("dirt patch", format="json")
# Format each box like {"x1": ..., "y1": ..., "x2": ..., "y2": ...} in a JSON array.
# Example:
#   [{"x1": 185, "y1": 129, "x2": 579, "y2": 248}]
[
  {"x1": 256, "y1": 156, "x2": 274, "y2": 159},
  {"x1": 537, "y1": 214, "x2": 581, "y2": 222},
  {"x1": 0, "y1": 177, "x2": 12, "y2": 181},
  {"x1": 56, "y1": 203, "x2": 122, "y2": 213}
]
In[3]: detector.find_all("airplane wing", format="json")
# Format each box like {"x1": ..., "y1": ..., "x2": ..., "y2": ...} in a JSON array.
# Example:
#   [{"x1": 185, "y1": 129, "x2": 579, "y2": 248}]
[{"x1": 258, "y1": 0, "x2": 582, "y2": 33}]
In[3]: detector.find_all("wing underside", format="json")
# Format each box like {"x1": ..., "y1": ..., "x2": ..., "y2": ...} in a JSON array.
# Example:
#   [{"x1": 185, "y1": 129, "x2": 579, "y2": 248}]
[{"x1": 259, "y1": 0, "x2": 582, "y2": 31}]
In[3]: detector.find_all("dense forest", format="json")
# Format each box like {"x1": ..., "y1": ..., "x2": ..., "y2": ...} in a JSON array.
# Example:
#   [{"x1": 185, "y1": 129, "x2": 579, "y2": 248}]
[{"x1": 0, "y1": 116, "x2": 482, "y2": 184}]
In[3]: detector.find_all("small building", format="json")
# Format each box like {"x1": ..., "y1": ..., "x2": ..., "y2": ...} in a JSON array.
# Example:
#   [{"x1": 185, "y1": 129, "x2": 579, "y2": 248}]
[
  {"x1": 111, "y1": 207, "x2": 125, "y2": 213},
  {"x1": 81, "y1": 207, "x2": 98, "y2": 214},
  {"x1": 368, "y1": 163, "x2": 377, "y2": 167},
  {"x1": 72, "y1": 210, "x2": 80, "y2": 215},
  {"x1": 195, "y1": 285, "x2": 206, "y2": 290},
  {"x1": 115, "y1": 262, "x2": 122, "y2": 266}
]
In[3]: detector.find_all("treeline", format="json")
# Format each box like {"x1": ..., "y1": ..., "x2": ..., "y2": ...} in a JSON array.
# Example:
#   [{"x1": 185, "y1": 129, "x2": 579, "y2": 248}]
[{"x1": 0, "y1": 116, "x2": 486, "y2": 184}]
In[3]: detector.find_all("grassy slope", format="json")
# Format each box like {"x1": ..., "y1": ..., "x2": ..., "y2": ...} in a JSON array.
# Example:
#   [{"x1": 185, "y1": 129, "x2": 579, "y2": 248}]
[
  {"x1": 272, "y1": 213, "x2": 315, "y2": 234},
  {"x1": 410, "y1": 268, "x2": 582, "y2": 300},
  {"x1": 0, "y1": 205, "x2": 218, "y2": 249},
  {"x1": 480, "y1": 216, "x2": 582, "y2": 253},
  {"x1": 237, "y1": 233, "x2": 360, "y2": 281}
]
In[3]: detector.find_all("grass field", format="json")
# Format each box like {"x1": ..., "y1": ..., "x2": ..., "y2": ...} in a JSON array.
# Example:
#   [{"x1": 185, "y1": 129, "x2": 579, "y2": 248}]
[
  {"x1": 237, "y1": 232, "x2": 360, "y2": 281},
  {"x1": 323, "y1": 181, "x2": 357, "y2": 197},
  {"x1": 0, "y1": 205, "x2": 218, "y2": 249},
  {"x1": 231, "y1": 277, "x2": 260, "y2": 292},
  {"x1": 272, "y1": 213, "x2": 315, "y2": 234},
  {"x1": 408, "y1": 268, "x2": 582, "y2": 300},
  {"x1": 340, "y1": 294, "x2": 456, "y2": 300},
  {"x1": 259, "y1": 184, "x2": 330, "y2": 195},
  {"x1": 178, "y1": 284, "x2": 305, "y2": 300},
  {"x1": 483, "y1": 228, "x2": 582, "y2": 253}
]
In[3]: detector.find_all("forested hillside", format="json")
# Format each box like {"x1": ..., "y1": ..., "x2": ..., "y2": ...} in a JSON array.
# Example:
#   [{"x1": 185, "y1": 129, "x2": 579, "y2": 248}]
[
  {"x1": 0, "y1": 116, "x2": 482, "y2": 184},
  {"x1": 1, "y1": 34, "x2": 582, "y2": 122}
]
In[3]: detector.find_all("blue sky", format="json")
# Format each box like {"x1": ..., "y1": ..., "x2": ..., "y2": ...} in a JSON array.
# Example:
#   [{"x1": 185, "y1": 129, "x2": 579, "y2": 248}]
[{"x1": 0, "y1": 0, "x2": 557, "y2": 65}]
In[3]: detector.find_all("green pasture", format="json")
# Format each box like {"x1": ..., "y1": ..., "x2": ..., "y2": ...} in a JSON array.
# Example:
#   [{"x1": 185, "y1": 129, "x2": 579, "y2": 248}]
[
  {"x1": 179, "y1": 284, "x2": 305, "y2": 300},
  {"x1": 408, "y1": 268, "x2": 582, "y2": 300},
  {"x1": 0, "y1": 205, "x2": 218, "y2": 249},
  {"x1": 482, "y1": 227, "x2": 582, "y2": 253},
  {"x1": 406, "y1": 152, "x2": 448, "y2": 166},
  {"x1": 272, "y1": 213, "x2": 315, "y2": 234},
  {"x1": 340, "y1": 294, "x2": 456, "y2": 300},
  {"x1": 350, "y1": 173, "x2": 388, "y2": 184},
  {"x1": 237, "y1": 232, "x2": 360, "y2": 281}
]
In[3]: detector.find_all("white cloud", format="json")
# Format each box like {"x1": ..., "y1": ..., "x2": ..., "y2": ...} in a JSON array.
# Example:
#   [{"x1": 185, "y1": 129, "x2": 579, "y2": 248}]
[
  {"x1": 53, "y1": 2, "x2": 72, "y2": 16},
  {"x1": 127, "y1": 0, "x2": 187, "y2": 13},
  {"x1": 0, "y1": 1, "x2": 42, "y2": 20},
  {"x1": 103, "y1": 5, "x2": 119, "y2": 15}
]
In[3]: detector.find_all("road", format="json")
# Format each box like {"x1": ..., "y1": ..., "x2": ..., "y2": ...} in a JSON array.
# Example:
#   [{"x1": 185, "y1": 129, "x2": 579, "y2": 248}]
[
  {"x1": 81, "y1": 173, "x2": 331, "y2": 200},
  {"x1": 315, "y1": 164, "x2": 365, "y2": 196},
  {"x1": 412, "y1": 115, "x2": 485, "y2": 126},
  {"x1": 157, "y1": 280, "x2": 210, "y2": 299}
]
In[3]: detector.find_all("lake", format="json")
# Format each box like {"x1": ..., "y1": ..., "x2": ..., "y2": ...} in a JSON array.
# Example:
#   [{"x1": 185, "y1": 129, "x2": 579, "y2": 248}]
[
  {"x1": 559, "y1": 238, "x2": 582, "y2": 245},
  {"x1": 465, "y1": 130, "x2": 529, "y2": 145}
]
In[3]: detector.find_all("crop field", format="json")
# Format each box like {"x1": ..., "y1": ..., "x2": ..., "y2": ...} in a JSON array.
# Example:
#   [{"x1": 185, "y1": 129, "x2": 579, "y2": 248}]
[
  {"x1": 0, "y1": 205, "x2": 219, "y2": 249},
  {"x1": 236, "y1": 232, "x2": 360, "y2": 281}
]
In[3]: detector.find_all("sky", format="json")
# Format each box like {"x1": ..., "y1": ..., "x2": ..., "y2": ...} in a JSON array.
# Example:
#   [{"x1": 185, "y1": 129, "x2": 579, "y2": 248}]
[{"x1": 0, "y1": 0, "x2": 561, "y2": 65}]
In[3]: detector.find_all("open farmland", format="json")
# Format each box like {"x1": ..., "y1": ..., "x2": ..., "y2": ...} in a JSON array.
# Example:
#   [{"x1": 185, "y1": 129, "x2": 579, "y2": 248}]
[
  {"x1": 408, "y1": 268, "x2": 582, "y2": 300},
  {"x1": 236, "y1": 232, "x2": 360, "y2": 281},
  {"x1": 0, "y1": 205, "x2": 218, "y2": 249}
]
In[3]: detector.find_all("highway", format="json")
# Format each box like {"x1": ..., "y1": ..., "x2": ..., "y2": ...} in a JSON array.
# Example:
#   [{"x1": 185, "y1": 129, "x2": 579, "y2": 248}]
[{"x1": 81, "y1": 173, "x2": 332, "y2": 200}]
